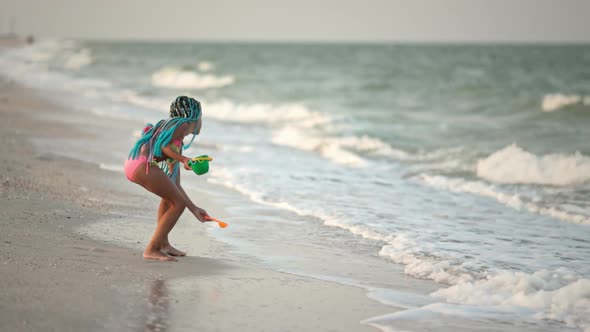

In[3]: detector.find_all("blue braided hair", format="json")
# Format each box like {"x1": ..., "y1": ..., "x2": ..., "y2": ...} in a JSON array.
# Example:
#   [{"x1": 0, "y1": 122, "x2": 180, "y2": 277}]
[{"x1": 128, "y1": 96, "x2": 202, "y2": 181}]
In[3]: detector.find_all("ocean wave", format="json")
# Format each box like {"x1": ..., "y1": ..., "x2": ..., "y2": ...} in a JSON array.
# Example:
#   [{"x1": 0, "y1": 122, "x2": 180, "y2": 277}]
[
  {"x1": 542, "y1": 93, "x2": 590, "y2": 112},
  {"x1": 271, "y1": 126, "x2": 467, "y2": 167},
  {"x1": 197, "y1": 98, "x2": 464, "y2": 167},
  {"x1": 207, "y1": 168, "x2": 476, "y2": 285},
  {"x1": 4, "y1": 39, "x2": 65, "y2": 64},
  {"x1": 0, "y1": 39, "x2": 112, "y2": 95},
  {"x1": 415, "y1": 173, "x2": 590, "y2": 225},
  {"x1": 151, "y1": 66, "x2": 235, "y2": 89},
  {"x1": 378, "y1": 230, "x2": 590, "y2": 331},
  {"x1": 206, "y1": 100, "x2": 330, "y2": 128},
  {"x1": 63, "y1": 48, "x2": 94, "y2": 70},
  {"x1": 115, "y1": 90, "x2": 169, "y2": 112},
  {"x1": 477, "y1": 144, "x2": 590, "y2": 186},
  {"x1": 324, "y1": 214, "x2": 590, "y2": 331},
  {"x1": 207, "y1": 167, "x2": 311, "y2": 217},
  {"x1": 378, "y1": 233, "x2": 477, "y2": 285},
  {"x1": 432, "y1": 268, "x2": 590, "y2": 332},
  {"x1": 270, "y1": 127, "x2": 418, "y2": 167},
  {"x1": 205, "y1": 100, "x2": 371, "y2": 166},
  {"x1": 271, "y1": 127, "x2": 368, "y2": 167},
  {"x1": 205, "y1": 166, "x2": 589, "y2": 330},
  {"x1": 208, "y1": 167, "x2": 395, "y2": 237}
]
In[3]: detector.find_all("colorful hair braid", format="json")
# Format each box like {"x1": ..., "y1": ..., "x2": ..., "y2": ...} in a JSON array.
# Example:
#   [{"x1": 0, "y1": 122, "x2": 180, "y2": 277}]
[{"x1": 128, "y1": 96, "x2": 202, "y2": 182}]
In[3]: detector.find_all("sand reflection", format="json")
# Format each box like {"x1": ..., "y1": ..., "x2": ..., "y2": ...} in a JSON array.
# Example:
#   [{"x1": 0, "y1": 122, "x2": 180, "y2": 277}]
[{"x1": 144, "y1": 279, "x2": 169, "y2": 332}]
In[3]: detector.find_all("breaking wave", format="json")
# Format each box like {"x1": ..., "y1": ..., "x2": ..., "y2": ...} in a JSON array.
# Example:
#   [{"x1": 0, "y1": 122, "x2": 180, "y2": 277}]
[
  {"x1": 541, "y1": 93, "x2": 590, "y2": 112},
  {"x1": 477, "y1": 144, "x2": 590, "y2": 186},
  {"x1": 151, "y1": 66, "x2": 235, "y2": 89}
]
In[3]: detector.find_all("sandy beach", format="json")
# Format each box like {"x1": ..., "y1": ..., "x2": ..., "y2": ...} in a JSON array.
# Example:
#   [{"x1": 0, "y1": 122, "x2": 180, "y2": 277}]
[{"x1": 0, "y1": 77, "x2": 395, "y2": 331}]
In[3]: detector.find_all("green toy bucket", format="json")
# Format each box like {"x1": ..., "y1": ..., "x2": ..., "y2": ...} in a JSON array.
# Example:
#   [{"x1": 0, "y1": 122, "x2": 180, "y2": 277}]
[{"x1": 188, "y1": 155, "x2": 211, "y2": 175}]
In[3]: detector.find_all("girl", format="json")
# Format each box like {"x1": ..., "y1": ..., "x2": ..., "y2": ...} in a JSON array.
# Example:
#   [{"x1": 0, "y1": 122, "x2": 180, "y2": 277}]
[{"x1": 125, "y1": 96, "x2": 209, "y2": 262}]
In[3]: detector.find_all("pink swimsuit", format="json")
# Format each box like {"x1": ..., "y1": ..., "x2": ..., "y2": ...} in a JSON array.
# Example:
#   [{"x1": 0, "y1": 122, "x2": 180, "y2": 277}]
[
  {"x1": 124, "y1": 155, "x2": 149, "y2": 182},
  {"x1": 124, "y1": 139, "x2": 183, "y2": 182}
]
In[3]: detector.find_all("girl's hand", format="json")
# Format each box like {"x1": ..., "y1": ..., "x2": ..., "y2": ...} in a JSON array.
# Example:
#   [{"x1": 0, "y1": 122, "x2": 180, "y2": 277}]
[
  {"x1": 191, "y1": 206, "x2": 209, "y2": 223},
  {"x1": 183, "y1": 158, "x2": 191, "y2": 171}
]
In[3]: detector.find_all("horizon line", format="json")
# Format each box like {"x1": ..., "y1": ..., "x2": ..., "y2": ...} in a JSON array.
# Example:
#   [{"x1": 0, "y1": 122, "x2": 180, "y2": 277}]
[
  {"x1": 70, "y1": 36, "x2": 590, "y2": 46},
  {"x1": 5, "y1": 33, "x2": 590, "y2": 46}
]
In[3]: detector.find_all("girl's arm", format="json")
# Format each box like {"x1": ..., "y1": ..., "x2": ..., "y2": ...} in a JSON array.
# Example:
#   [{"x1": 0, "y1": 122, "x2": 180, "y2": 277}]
[
  {"x1": 162, "y1": 146, "x2": 189, "y2": 164},
  {"x1": 175, "y1": 170, "x2": 208, "y2": 222},
  {"x1": 161, "y1": 123, "x2": 189, "y2": 164},
  {"x1": 164, "y1": 123, "x2": 208, "y2": 222}
]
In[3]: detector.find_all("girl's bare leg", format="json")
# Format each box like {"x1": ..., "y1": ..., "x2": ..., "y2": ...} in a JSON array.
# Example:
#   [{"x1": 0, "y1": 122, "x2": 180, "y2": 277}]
[
  {"x1": 132, "y1": 165, "x2": 186, "y2": 262},
  {"x1": 157, "y1": 199, "x2": 186, "y2": 256}
]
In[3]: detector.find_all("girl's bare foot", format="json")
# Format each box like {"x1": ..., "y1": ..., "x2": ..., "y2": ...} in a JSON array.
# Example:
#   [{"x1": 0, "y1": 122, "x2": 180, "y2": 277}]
[
  {"x1": 161, "y1": 244, "x2": 186, "y2": 257},
  {"x1": 143, "y1": 249, "x2": 177, "y2": 262}
]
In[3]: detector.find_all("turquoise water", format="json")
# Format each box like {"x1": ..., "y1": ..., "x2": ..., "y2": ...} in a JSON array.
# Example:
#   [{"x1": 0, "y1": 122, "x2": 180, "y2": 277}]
[{"x1": 1, "y1": 40, "x2": 589, "y2": 331}]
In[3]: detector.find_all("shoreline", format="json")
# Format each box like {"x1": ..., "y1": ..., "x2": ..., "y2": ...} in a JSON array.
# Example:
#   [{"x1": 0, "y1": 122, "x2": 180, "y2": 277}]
[{"x1": 0, "y1": 77, "x2": 394, "y2": 331}]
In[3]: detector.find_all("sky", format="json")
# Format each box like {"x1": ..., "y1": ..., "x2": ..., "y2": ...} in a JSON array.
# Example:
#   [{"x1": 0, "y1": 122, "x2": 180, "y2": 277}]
[{"x1": 0, "y1": 0, "x2": 589, "y2": 43}]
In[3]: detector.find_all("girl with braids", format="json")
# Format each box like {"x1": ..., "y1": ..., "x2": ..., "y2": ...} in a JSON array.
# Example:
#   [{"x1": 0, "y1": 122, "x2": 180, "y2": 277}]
[{"x1": 125, "y1": 96, "x2": 209, "y2": 261}]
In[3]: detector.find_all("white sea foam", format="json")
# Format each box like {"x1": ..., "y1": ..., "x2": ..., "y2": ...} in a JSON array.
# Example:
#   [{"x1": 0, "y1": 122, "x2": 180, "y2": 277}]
[
  {"x1": 271, "y1": 126, "x2": 466, "y2": 167},
  {"x1": 6, "y1": 39, "x2": 64, "y2": 64},
  {"x1": 301, "y1": 135, "x2": 464, "y2": 163},
  {"x1": 328, "y1": 214, "x2": 590, "y2": 330},
  {"x1": 208, "y1": 167, "x2": 393, "y2": 238},
  {"x1": 377, "y1": 230, "x2": 590, "y2": 331},
  {"x1": 64, "y1": 48, "x2": 94, "y2": 70},
  {"x1": 271, "y1": 127, "x2": 369, "y2": 167},
  {"x1": 207, "y1": 167, "x2": 311, "y2": 217},
  {"x1": 432, "y1": 268, "x2": 590, "y2": 331},
  {"x1": 204, "y1": 100, "x2": 373, "y2": 166},
  {"x1": 151, "y1": 66, "x2": 235, "y2": 89},
  {"x1": 116, "y1": 90, "x2": 169, "y2": 112},
  {"x1": 339, "y1": 220, "x2": 590, "y2": 331},
  {"x1": 197, "y1": 61, "x2": 214, "y2": 71},
  {"x1": 325, "y1": 135, "x2": 412, "y2": 160},
  {"x1": 205, "y1": 99, "x2": 460, "y2": 167},
  {"x1": 321, "y1": 215, "x2": 389, "y2": 242},
  {"x1": 204, "y1": 100, "x2": 389, "y2": 151},
  {"x1": 416, "y1": 173, "x2": 590, "y2": 225},
  {"x1": 477, "y1": 144, "x2": 590, "y2": 186},
  {"x1": 378, "y1": 233, "x2": 476, "y2": 285},
  {"x1": 205, "y1": 100, "x2": 330, "y2": 128},
  {"x1": 0, "y1": 40, "x2": 112, "y2": 99},
  {"x1": 0, "y1": 40, "x2": 59, "y2": 80},
  {"x1": 542, "y1": 93, "x2": 590, "y2": 112}
]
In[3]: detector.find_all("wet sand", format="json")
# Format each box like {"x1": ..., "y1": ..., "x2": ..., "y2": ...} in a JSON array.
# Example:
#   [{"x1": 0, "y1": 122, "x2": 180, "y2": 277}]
[{"x1": 0, "y1": 77, "x2": 394, "y2": 331}]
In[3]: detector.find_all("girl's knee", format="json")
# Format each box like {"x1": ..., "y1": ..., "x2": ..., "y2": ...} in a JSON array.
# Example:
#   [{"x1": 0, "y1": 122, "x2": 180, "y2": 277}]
[{"x1": 170, "y1": 197, "x2": 186, "y2": 212}]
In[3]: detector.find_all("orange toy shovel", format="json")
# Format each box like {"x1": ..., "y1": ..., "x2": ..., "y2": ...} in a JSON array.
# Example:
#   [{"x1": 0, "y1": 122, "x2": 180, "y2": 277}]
[{"x1": 204, "y1": 215, "x2": 228, "y2": 228}]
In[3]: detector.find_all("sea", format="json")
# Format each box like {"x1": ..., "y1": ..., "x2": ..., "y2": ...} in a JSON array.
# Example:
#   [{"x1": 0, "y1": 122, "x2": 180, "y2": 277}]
[{"x1": 1, "y1": 40, "x2": 589, "y2": 332}]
